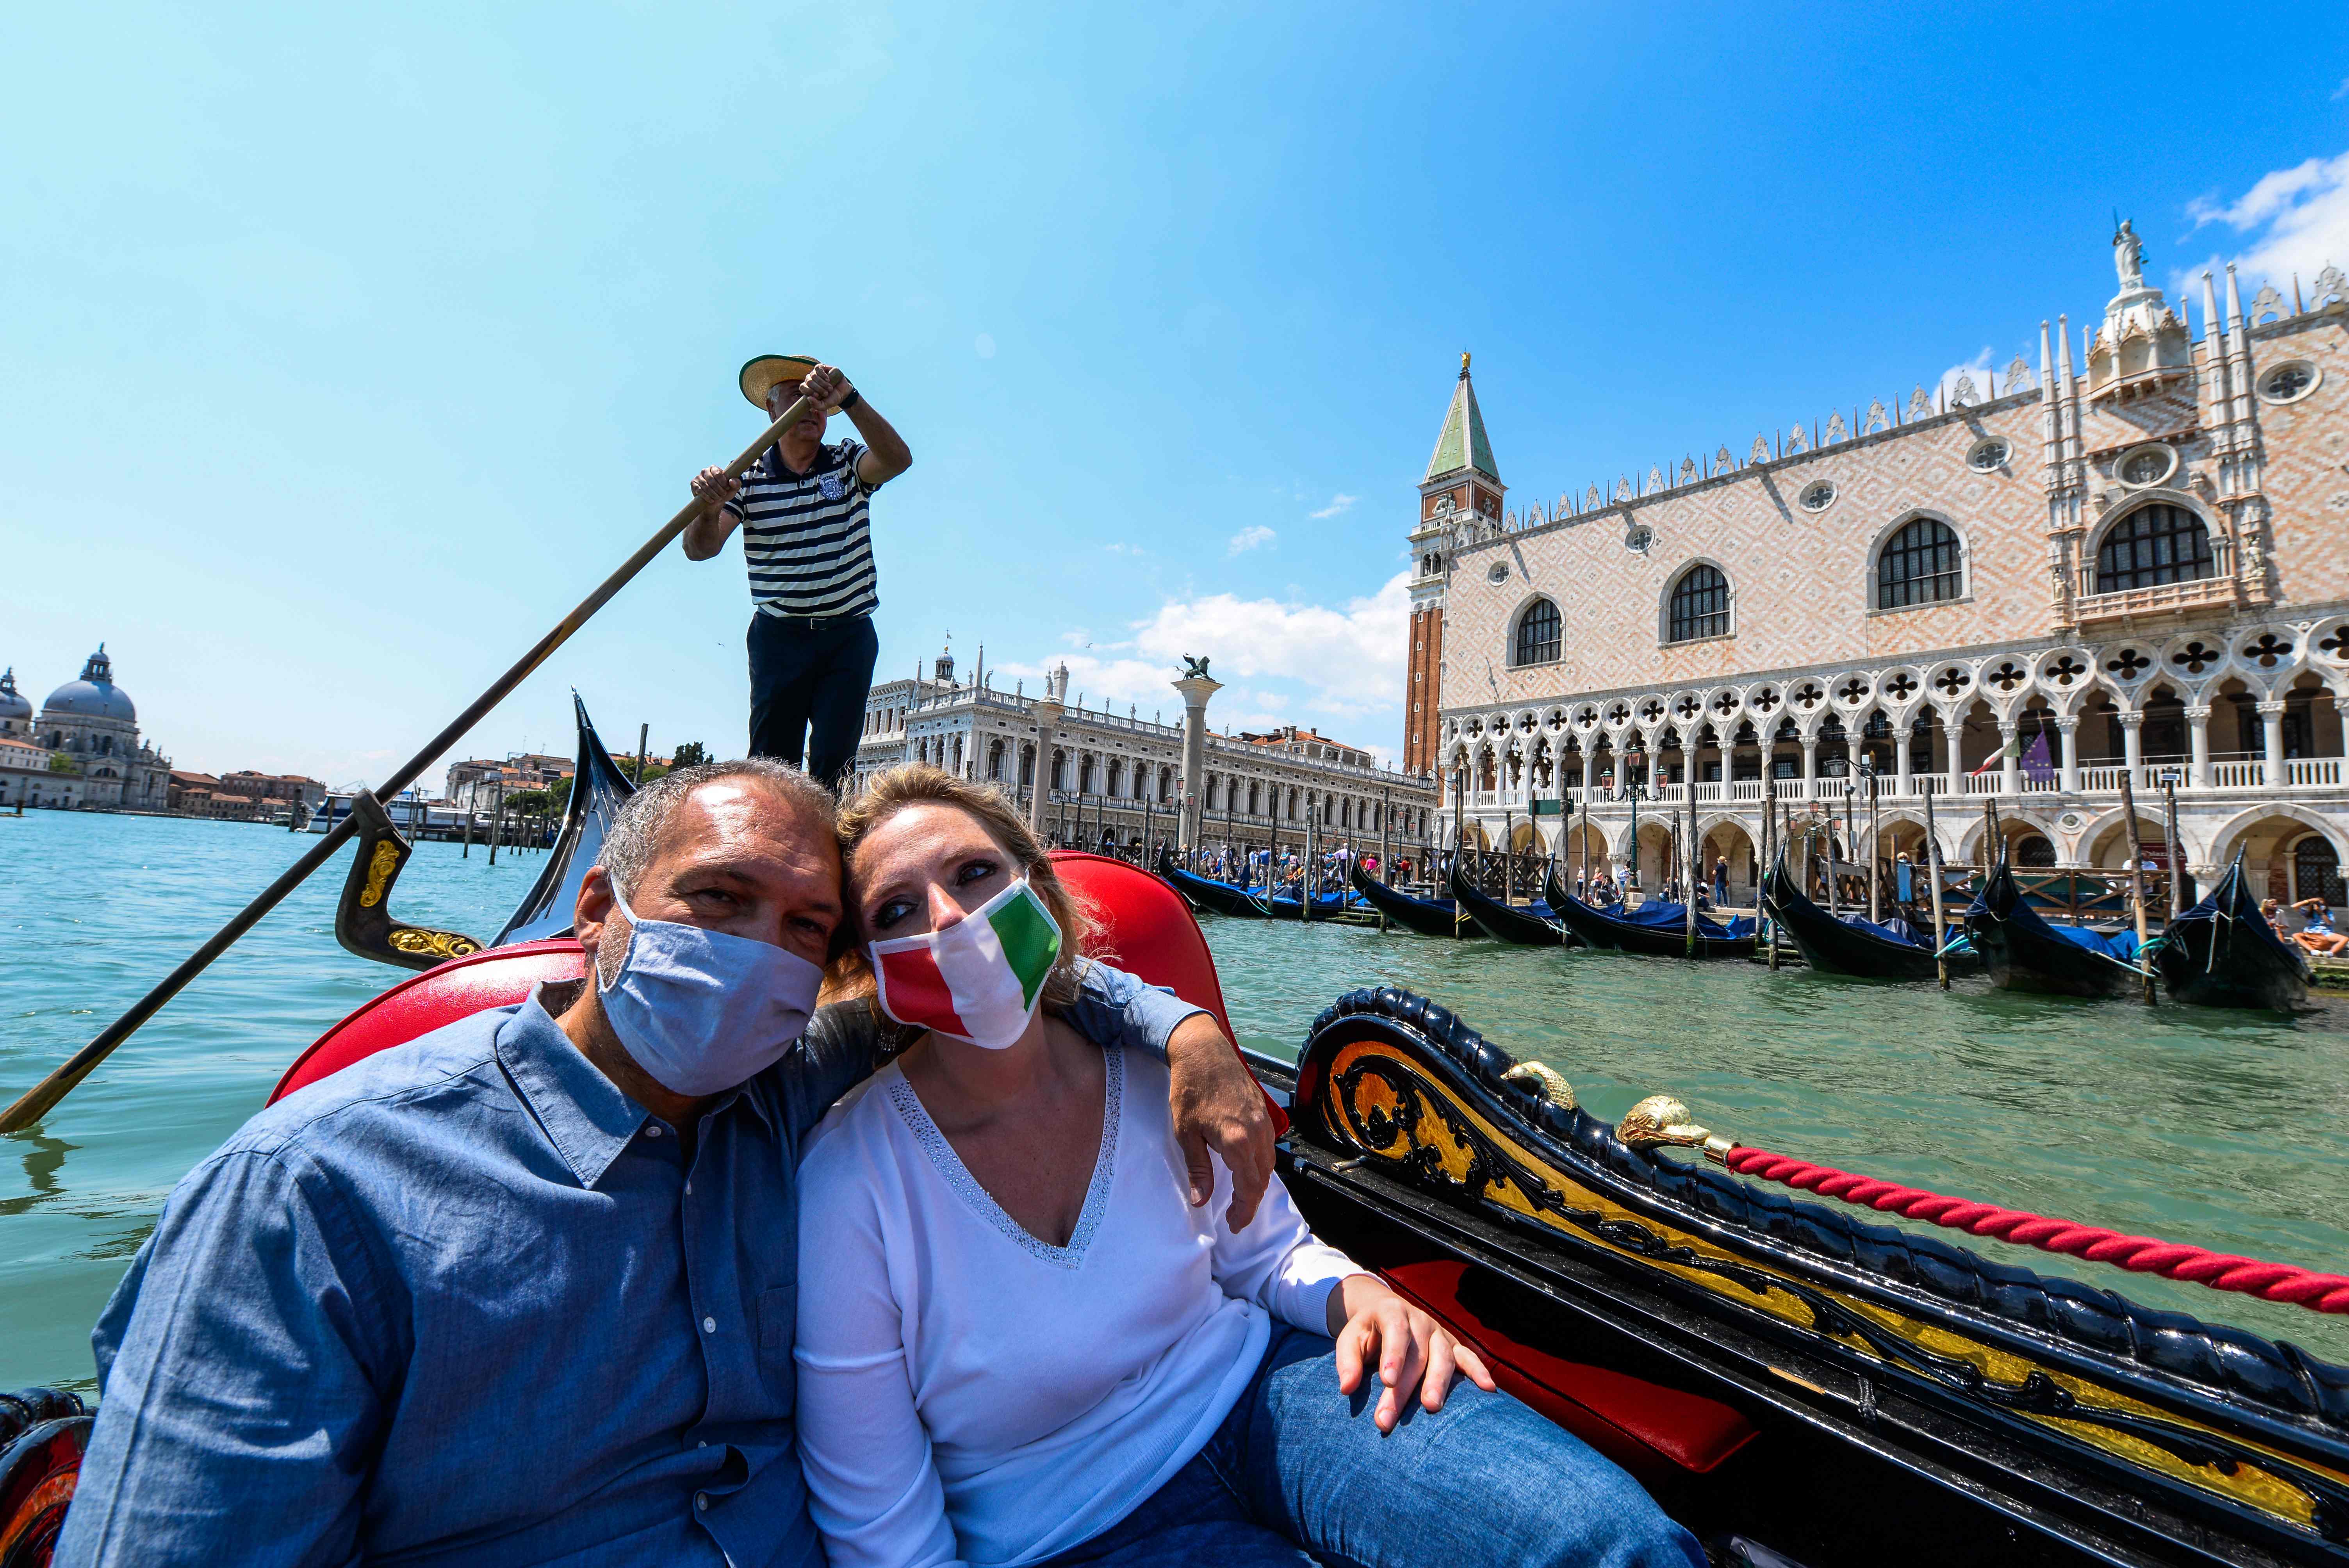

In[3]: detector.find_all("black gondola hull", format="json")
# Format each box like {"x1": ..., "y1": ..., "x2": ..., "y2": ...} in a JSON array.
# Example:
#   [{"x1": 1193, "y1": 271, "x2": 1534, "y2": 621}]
[
  {"x1": 1282, "y1": 991, "x2": 2349, "y2": 1568},
  {"x1": 1762, "y1": 859, "x2": 1958, "y2": 980},
  {"x1": 1349, "y1": 863, "x2": 1461, "y2": 937},
  {"x1": 1547, "y1": 883, "x2": 1757, "y2": 959},
  {"x1": 1155, "y1": 852, "x2": 1269, "y2": 919},
  {"x1": 2154, "y1": 862, "x2": 2311, "y2": 1012},
  {"x1": 1965, "y1": 861, "x2": 2140, "y2": 999},
  {"x1": 1445, "y1": 861, "x2": 1564, "y2": 946}
]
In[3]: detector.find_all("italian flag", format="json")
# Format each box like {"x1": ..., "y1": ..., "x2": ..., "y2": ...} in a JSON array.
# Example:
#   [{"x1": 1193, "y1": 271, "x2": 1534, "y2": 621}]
[{"x1": 870, "y1": 880, "x2": 1063, "y2": 1042}]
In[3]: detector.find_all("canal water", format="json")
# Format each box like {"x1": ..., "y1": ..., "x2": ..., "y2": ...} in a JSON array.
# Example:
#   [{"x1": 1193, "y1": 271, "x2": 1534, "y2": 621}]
[{"x1": 4, "y1": 809, "x2": 2346, "y2": 1395}]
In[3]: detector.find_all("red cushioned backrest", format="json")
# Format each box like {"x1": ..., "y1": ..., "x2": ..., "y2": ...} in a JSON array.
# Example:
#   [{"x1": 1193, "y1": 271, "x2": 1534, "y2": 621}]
[
  {"x1": 1047, "y1": 851, "x2": 1284, "y2": 1134},
  {"x1": 275, "y1": 856, "x2": 1266, "y2": 1114},
  {"x1": 1049, "y1": 851, "x2": 1234, "y2": 1038},
  {"x1": 270, "y1": 940, "x2": 586, "y2": 1104}
]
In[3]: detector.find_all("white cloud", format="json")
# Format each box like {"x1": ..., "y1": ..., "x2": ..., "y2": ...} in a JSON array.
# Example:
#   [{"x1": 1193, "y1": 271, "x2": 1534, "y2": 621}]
[
  {"x1": 990, "y1": 571, "x2": 1411, "y2": 743},
  {"x1": 1104, "y1": 542, "x2": 1145, "y2": 556},
  {"x1": 1308, "y1": 493, "x2": 1358, "y2": 520},
  {"x1": 973, "y1": 332, "x2": 996, "y2": 360},
  {"x1": 1126, "y1": 570, "x2": 1411, "y2": 714},
  {"x1": 2184, "y1": 150, "x2": 2349, "y2": 294},
  {"x1": 1226, "y1": 525, "x2": 1276, "y2": 556},
  {"x1": 2334, "y1": 77, "x2": 2349, "y2": 102}
]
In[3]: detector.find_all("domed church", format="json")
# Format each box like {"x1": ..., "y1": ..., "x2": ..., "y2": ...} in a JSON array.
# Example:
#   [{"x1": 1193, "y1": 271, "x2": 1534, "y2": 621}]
[{"x1": 16, "y1": 647, "x2": 173, "y2": 809}]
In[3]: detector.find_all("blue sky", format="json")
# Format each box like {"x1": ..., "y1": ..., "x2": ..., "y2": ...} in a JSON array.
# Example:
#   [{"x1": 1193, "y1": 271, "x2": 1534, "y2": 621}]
[{"x1": 4, "y1": 4, "x2": 2344, "y2": 786}]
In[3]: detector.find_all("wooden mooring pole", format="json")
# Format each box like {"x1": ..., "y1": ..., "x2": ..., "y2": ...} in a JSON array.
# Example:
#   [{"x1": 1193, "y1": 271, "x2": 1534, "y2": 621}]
[
  {"x1": 2119, "y1": 770, "x2": 2156, "y2": 1005},
  {"x1": 1924, "y1": 779, "x2": 1949, "y2": 990}
]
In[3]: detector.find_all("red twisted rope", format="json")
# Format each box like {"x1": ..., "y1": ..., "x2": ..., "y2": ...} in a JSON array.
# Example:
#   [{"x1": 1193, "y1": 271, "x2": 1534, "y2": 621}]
[{"x1": 1723, "y1": 1146, "x2": 2349, "y2": 1316}]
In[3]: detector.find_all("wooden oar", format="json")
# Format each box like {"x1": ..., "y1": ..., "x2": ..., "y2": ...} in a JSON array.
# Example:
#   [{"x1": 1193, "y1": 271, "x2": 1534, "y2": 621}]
[{"x1": 0, "y1": 392, "x2": 818, "y2": 1135}]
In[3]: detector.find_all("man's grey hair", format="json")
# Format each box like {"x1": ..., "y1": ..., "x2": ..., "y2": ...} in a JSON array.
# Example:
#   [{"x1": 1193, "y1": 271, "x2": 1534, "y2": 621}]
[{"x1": 599, "y1": 758, "x2": 837, "y2": 902}]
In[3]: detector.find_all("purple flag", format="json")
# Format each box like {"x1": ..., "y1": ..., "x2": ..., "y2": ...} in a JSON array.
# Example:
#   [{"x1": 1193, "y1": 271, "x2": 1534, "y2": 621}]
[{"x1": 2020, "y1": 729, "x2": 2056, "y2": 784}]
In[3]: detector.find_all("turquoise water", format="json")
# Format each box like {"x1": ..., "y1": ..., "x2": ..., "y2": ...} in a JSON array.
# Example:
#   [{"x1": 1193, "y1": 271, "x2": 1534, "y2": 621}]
[{"x1": 5, "y1": 809, "x2": 2347, "y2": 1396}]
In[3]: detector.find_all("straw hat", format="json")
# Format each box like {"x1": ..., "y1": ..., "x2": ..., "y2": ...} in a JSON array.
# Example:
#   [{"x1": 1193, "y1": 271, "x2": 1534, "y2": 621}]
[{"x1": 738, "y1": 354, "x2": 822, "y2": 412}]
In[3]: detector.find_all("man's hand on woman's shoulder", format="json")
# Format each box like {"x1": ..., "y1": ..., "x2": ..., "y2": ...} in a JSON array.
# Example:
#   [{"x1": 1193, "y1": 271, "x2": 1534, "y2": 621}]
[{"x1": 1164, "y1": 1012, "x2": 1275, "y2": 1231}]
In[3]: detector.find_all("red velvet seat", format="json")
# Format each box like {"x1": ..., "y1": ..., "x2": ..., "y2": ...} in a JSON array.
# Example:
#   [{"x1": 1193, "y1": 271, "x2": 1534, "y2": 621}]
[{"x1": 271, "y1": 940, "x2": 586, "y2": 1103}]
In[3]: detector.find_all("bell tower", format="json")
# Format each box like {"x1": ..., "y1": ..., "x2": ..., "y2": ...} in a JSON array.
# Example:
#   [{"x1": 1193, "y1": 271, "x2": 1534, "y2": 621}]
[{"x1": 1404, "y1": 353, "x2": 1504, "y2": 776}]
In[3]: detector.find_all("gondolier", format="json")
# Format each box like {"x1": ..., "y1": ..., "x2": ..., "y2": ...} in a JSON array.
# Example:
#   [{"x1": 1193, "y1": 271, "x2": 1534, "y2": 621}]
[{"x1": 686, "y1": 356, "x2": 913, "y2": 788}]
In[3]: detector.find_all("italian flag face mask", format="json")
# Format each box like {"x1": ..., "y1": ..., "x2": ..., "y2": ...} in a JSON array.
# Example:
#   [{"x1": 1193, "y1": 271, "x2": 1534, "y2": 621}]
[{"x1": 869, "y1": 877, "x2": 1064, "y2": 1049}]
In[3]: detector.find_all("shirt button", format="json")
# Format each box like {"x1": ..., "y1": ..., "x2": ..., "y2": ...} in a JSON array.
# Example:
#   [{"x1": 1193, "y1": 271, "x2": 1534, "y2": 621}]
[
  {"x1": 645, "y1": 1124, "x2": 663, "y2": 1139},
  {"x1": 698, "y1": 1439, "x2": 709, "y2": 1449},
  {"x1": 695, "y1": 1493, "x2": 709, "y2": 1513},
  {"x1": 684, "y1": 1180, "x2": 693, "y2": 1196},
  {"x1": 702, "y1": 1316, "x2": 716, "y2": 1333}
]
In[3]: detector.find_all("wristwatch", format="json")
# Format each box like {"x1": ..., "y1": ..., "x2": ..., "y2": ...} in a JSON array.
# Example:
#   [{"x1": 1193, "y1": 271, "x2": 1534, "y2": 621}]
[{"x1": 838, "y1": 388, "x2": 863, "y2": 413}]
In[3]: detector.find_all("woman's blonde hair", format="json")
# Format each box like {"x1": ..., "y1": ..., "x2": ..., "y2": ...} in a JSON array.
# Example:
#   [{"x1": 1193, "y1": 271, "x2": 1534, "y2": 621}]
[{"x1": 826, "y1": 764, "x2": 1105, "y2": 1023}]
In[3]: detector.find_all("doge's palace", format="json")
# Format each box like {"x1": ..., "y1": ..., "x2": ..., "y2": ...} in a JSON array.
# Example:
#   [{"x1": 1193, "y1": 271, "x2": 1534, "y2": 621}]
[{"x1": 1410, "y1": 226, "x2": 2349, "y2": 907}]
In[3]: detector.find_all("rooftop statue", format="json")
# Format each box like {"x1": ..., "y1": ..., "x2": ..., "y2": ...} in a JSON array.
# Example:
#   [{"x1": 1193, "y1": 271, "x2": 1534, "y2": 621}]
[
  {"x1": 1178, "y1": 655, "x2": 1212, "y2": 680},
  {"x1": 2114, "y1": 218, "x2": 2144, "y2": 291}
]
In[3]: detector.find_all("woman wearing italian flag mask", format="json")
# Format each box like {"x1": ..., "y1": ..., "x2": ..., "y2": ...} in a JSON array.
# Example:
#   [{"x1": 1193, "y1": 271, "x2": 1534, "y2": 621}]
[{"x1": 795, "y1": 765, "x2": 1699, "y2": 1568}]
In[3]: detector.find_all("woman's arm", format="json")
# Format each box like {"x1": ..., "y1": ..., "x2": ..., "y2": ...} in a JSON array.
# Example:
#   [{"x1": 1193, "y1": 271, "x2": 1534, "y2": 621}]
[{"x1": 795, "y1": 1147, "x2": 961, "y2": 1568}]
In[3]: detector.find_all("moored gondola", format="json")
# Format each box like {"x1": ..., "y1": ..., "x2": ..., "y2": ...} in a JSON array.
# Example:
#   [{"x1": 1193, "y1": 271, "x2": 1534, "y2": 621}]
[
  {"x1": 1548, "y1": 878, "x2": 1758, "y2": 959},
  {"x1": 2154, "y1": 858, "x2": 2311, "y2": 1012},
  {"x1": 1964, "y1": 859, "x2": 2142, "y2": 998},
  {"x1": 1155, "y1": 848, "x2": 1271, "y2": 918},
  {"x1": 1760, "y1": 853, "x2": 1973, "y2": 979},
  {"x1": 1445, "y1": 858, "x2": 1565, "y2": 946},
  {"x1": 1349, "y1": 861, "x2": 1463, "y2": 936}
]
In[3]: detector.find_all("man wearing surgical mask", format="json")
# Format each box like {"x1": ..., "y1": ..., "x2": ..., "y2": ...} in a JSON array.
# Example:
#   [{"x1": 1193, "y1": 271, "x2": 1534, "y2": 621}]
[{"x1": 58, "y1": 759, "x2": 1275, "y2": 1568}]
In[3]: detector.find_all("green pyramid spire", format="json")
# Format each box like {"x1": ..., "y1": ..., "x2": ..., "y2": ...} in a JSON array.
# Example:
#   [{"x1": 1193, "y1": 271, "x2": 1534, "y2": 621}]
[{"x1": 1424, "y1": 353, "x2": 1499, "y2": 483}]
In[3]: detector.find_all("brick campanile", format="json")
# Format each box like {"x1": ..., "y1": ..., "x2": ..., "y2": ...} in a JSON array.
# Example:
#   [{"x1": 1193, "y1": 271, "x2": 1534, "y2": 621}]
[{"x1": 1404, "y1": 353, "x2": 1504, "y2": 777}]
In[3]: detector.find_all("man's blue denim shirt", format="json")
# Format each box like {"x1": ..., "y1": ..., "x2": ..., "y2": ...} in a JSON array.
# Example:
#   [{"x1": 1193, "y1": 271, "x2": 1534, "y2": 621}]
[{"x1": 55, "y1": 962, "x2": 1205, "y2": 1568}]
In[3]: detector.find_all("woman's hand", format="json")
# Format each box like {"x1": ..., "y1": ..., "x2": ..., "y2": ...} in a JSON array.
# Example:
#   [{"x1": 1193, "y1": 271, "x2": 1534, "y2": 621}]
[{"x1": 1325, "y1": 1274, "x2": 1496, "y2": 1433}]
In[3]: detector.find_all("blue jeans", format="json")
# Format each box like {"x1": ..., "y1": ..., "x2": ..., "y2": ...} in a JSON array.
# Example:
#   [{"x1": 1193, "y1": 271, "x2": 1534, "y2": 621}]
[
  {"x1": 746, "y1": 613, "x2": 878, "y2": 788},
  {"x1": 1036, "y1": 1323, "x2": 1704, "y2": 1568}
]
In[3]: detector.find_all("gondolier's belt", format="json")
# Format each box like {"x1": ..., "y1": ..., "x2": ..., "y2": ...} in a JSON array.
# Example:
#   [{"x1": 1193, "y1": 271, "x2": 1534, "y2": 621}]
[{"x1": 762, "y1": 613, "x2": 869, "y2": 631}]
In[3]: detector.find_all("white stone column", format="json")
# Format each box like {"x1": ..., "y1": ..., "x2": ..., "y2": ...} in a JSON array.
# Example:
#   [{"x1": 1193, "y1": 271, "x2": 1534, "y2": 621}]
[
  {"x1": 1894, "y1": 725, "x2": 1913, "y2": 796},
  {"x1": 2057, "y1": 718, "x2": 2080, "y2": 793},
  {"x1": 1999, "y1": 722, "x2": 2021, "y2": 796},
  {"x1": 1800, "y1": 738, "x2": 1818, "y2": 796},
  {"x1": 1172, "y1": 674, "x2": 1223, "y2": 851},
  {"x1": 1027, "y1": 698, "x2": 1063, "y2": 841},
  {"x1": 1942, "y1": 720, "x2": 1964, "y2": 798},
  {"x1": 2119, "y1": 711, "x2": 2144, "y2": 782},
  {"x1": 2187, "y1": 705, "x2": 2213, "y2": 789},
  {"x1": 2259, "y1": 700, "x2": 2287, "y2": 787}
]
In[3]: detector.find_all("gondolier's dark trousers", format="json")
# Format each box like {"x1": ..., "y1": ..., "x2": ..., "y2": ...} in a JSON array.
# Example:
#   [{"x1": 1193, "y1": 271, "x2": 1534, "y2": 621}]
[{"x1": 747, "y1": 612, "x2": 879, "y2": 789}]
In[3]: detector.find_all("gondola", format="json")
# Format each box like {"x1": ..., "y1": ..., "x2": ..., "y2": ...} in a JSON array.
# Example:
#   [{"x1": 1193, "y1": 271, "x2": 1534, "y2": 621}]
[
  {"x1": 1445, "y1": 858, "x2": 1566, "y2": 946},
  {"x1": 1349, "y1": 861, "x2": 1463, "y2": 936},
  {"x1": 1760, "y1": 853, "x2": 1975, "y2": 980},
  {"x1": 1548, "y1": 873, "x2": 1759, "y2": 959},
  {"x1": 1964, "y1": 859, "x2": 2143, "y2": 998},
  {"x1": 20, "y1": 706, "x2": 2339, "y2": 1568},
  {"x1": 2154, "y1": 858, "x2": 2311, "y2": 1012},
  {"x1": 1155, "y1": 849, "x2": 1270, "y2": 918}
]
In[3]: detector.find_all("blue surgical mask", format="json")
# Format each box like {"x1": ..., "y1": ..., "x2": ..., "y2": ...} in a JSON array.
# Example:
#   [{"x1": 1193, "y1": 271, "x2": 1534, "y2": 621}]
[{"x1": 595, "y1": 887, "x2": 825, "y2": 1097}]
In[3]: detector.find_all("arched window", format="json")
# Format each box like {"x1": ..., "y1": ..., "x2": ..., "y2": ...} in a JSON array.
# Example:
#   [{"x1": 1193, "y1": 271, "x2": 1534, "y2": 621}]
[
  {"x1": 1513, "y1": 599, "x2": 1561, "y2": 665},
  {"x1": 2014, "y1": 834, "x2": 2057, "y2": 868},
  {"x1": 2295, "y1": 835, "x2": 2344, "y2": 905},
  {"x1": 2096, "y1": 504, "x2": 2214, "y2": 593},
  {"x1": 1877, "y1": 518, "x2": 1962, "y2": 608},
  {"x1": 1667, "y1": 565, "x2": 1729, "y2": 643}
]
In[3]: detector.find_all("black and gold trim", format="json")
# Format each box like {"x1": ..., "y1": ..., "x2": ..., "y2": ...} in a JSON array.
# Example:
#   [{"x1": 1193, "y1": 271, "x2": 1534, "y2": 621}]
[
  {"x1": 333, "y1": 791, "x2": 482, "y2": 972},
  {"x1": 1293, "y1": 988, "x2": 2349, "y2": 1556}
]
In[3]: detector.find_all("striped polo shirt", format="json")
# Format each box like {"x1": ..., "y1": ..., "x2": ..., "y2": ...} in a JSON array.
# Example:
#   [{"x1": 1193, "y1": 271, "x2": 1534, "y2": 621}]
[{"x1": 722, "y1": 439, "x2": 880, "y2": 619}]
